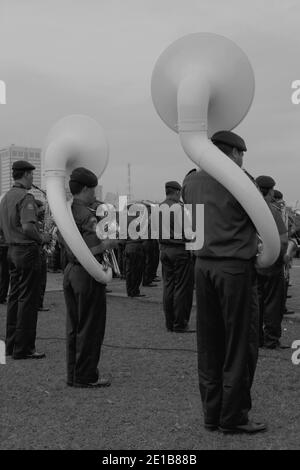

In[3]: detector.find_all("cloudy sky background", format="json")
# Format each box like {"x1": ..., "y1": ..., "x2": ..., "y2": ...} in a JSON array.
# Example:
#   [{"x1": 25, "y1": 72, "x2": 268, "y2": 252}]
[{"x1": 0, "y1": 0, "x2": 299, "y2": 204}]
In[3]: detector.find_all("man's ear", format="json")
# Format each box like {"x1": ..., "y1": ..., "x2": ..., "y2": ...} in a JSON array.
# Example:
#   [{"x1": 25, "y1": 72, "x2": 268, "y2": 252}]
[{"x1": 231, "y1": 147, "x2": 238, "y2": 158}]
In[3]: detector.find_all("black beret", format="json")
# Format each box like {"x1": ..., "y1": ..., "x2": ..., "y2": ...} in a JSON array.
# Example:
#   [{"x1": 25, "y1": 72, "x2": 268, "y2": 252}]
[
  {"x1": 70, "y1": 167, "x2": 98, "y2": 188},
  {"x1": 211, "y1": 130, "x2": 247, "y2": 152},
  {"x1": 255, "y1": 175, "x2": 276, "y2": 189},
  {"x1": 165, "y1": 181, "x2": 181, "y2": 191},
  {"x1": 273, "y1": 189, "x2": 283, "y2": 200},
  {"x1": 12, "y1": 160, "x2": 35, "y2": 171}
]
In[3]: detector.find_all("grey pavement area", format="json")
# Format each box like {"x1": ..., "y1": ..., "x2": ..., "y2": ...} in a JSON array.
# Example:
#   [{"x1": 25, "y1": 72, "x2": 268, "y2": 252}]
[{"x1": 46, "y1": 259, "x2": 300, "y2": 321}]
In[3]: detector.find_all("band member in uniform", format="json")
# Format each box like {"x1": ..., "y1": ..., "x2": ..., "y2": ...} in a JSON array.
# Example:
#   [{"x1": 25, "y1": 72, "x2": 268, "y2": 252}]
[
  {"x1": 183, "y1": 131, "x2": 266, "y2": 434},
  {"x1": 273, "y1": 190, "x2": 295, "y2": 315},
  {"x1": 125, "y1": 203, "x2": 145, "y2": 297},
  {"x1": 63, "y1": 167, "x2": 113, "y2": 388},
  {"x1": 159, "y1": 181, "x2": 194, "y2": 333},
  {"x1": 142, "y1": 204, "x2": 157, "y2": 287},
  {"x1": 0, "y1": 160, "x2": 50, "y2": 359},
  {"x1": 255, "y1": 176, "x2": 289, "y2": 349}
]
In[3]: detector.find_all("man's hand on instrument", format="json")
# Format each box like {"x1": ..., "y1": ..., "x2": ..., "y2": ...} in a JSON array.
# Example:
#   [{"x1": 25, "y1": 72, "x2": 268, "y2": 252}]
[
  {"x1": 100, "y1": 239, "x2": 119, "y2": 251},
  {"x1": 90, "y1": 239, "x2": 119, "y2": 255},
  {"x1": 41, "y1": 233, "x2": 52, "y2": 245}
]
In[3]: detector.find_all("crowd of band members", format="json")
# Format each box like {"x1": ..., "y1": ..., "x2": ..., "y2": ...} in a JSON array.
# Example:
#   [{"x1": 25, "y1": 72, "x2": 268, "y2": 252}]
[
  {"x1": 0, "y1": 141, "x2": 299, "y2": 426},
  {"x1": 0, "y1": 160, "x2": 298, "y2": 347}
]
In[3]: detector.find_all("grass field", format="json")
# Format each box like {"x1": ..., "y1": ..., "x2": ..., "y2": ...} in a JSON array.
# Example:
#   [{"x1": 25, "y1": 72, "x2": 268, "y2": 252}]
[{"x1": 0, "y1": 292, "x2": 300, "y2": 450}]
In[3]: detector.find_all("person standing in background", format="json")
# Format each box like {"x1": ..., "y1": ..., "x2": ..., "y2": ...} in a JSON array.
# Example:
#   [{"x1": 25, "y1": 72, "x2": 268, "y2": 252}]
[
  {"x1": 159, "y1": 181, "x2": 194, "y2": 333},
  {"x1": 255, "y1": 176, "x2": 289, "y2": 349},
  {"x1": 0, "y1": 161, "x2": 50, "y2": 359}
]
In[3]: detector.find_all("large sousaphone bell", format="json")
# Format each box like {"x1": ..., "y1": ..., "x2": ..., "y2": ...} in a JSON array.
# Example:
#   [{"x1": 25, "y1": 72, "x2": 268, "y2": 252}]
[
  {"x1": 151, "y1": 32, "x2": 280, "y2": 267},
  {"x1": 43, "y1": 114, "x2": 112, "y2": 283}
]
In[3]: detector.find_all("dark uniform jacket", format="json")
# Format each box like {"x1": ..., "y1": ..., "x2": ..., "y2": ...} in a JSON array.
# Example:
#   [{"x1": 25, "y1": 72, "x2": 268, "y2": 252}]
[
  {"x1": 256, "y1": 202, "x2": 288, "y2": 275},
  {"x1": 0, "y1": 183, "x2": 39, "y2": 245},
  {"x1": 159, "y1": 196, "x2": 190, "y2": 247},
  {"x1": 182, "y1": 170, "x2": 258, "y2": 259},
  {"x1": 64, "y1": 199, "x2": 103, "y2": 265}
]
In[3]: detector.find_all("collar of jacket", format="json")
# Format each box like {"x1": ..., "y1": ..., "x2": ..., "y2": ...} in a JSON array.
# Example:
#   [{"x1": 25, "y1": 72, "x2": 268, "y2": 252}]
[{"x1": 13, "y1": 182, "x2": 27, "y2": 190}]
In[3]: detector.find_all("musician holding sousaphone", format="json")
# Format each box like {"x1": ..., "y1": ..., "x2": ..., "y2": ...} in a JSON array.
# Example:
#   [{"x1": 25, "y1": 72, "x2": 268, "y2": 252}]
[{"x1": 62, "y1": 167, "x2": 117, "y2": 388}]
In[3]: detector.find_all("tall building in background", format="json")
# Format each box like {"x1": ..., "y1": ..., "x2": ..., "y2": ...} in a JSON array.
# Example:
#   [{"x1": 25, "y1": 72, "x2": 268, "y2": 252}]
[{"x1": 0, "y1": 145, "x2": 42, "y2": 199}]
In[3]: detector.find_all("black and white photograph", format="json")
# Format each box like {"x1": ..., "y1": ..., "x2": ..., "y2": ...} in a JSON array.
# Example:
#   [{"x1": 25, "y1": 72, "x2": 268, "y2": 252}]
[{"x1": 0, "y1": 0, "x2": 300, "y2": 454}]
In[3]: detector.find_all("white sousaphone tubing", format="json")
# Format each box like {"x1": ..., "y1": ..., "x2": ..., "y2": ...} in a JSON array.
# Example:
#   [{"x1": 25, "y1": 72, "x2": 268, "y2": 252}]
[
  {"x1": 43, "y1": 114, "x2": 112, "y2": 283},
  {"x1": 151, "y1": 32, "x2": 280, "y2": 267}
]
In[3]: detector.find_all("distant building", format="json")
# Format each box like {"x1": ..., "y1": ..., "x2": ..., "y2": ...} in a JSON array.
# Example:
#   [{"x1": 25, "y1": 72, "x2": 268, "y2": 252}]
[{"x1": 0, "y1": 145, "x2": 42, "y2": 200}]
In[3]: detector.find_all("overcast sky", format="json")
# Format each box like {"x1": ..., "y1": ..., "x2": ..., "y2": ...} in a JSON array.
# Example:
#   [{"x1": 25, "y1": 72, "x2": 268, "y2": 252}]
[{"x1": 0, "y1": 0, "x2": 299, "y2": 204}]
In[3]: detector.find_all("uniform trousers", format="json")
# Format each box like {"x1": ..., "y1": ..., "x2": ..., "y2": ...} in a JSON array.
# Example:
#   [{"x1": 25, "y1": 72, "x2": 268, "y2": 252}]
[
  {"x1": 117, "y1": 242, "x2": 126, "y2": 278},
  {"x1": 6, "y1": 245, "x2": 41, "y2": 357},
  {"x1": 160, "y1": 244, "x2": 194, "y2": 330},
  {"x1": 38, "y1": 250, "x2": 47, "y2": 309},
  {"x1": 142, "y1": 240, "x2": 154, "y2": 286},
  {"x1": 195, "y1": 257, "x2": 259, "y2": 428},
  {"x1": 63, "y1": 263, "x2": 106, "y2": 385},
  {"x1": 125, "y1": 243, "x2": 144, "y2": 296},
  {"x1": 257, "y1": 267, "x2": 285, "y2": 348},
  {"x1": 152, "y1": 240, "x2": 160, "y2": 280},
  {"x1": 0, "y1": 246, "x2": 9, "y2": 302}
]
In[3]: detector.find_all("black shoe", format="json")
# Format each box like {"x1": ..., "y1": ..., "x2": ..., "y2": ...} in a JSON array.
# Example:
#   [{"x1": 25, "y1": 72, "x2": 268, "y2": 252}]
[
  {"x1": 277, "y1": 343, "x2": 290, "y2": 350},
  {"x1": 105, "y1": 289, "x2": 113, "y2": 293},
  {"x1": 142, "y1": 283, "x2": 157, "y2": 287},
  {"x1": 73, "y1": 378, "x2": 111, "y2": 388},
  {"x1": 13, "y1": 352, "x2": 46, "y2": 360},
  {"x1": 204, "y1": 423, "x2": 219, "y2": 431},
  {"x1": 219, "y1": 420, "x2": 267, "y2": 434},
  {"x1": 283, "y1": 310, "x2": 295, "y2": 315},
  {"x1": 129, "y1": 294, "x2": 146, "y2": 298},
  {"x1": 263, "y1": 342, "x2": 290, "y2": 350},
  {"x1": 287, "y1": 295, "x2": 292, "y2": 298},
  {"x1": 38, "y1": 306, "x2": 50, "y2": 312},
  {"x1": 173, "y1": 327, "x2": 196, "y2": 333}
]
